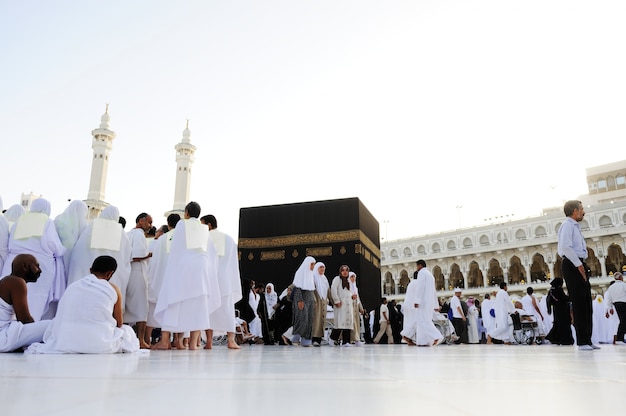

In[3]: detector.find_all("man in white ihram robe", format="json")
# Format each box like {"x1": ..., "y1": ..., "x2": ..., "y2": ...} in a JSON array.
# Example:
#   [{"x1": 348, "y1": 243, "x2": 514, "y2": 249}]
[
  {"x1": 153, "y1": 202, "x2": 220, "y2": 350},
  {"x1": 67, "y1": 206, "x2": 131, "y2": 288},
  {"x1": 1, "y1": 199, "x2": 66, "y2": 321},
  {"x1": 203, "y1": 215, "x2": 242, "y2": 349},
  {"x1": 401, "y1": 260, "x2": 443, "y2": 346},
  {"x1": 26, "y1": 255, "x2": 139, "y2": 354},
  {"x1": 489, "y1": 282, "x2": 516, "y2": 343}
]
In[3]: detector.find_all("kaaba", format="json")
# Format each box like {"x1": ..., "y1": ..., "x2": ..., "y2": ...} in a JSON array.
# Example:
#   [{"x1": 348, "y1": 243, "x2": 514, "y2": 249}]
[{"x1": 238, "y1": 197, "x2": 381, "y2": 312}]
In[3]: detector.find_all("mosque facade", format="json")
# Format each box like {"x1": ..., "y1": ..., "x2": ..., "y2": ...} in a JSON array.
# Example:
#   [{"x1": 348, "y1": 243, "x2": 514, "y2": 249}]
[{"x1": 380, "y1": 159, "x2": 626, "y2": 302}]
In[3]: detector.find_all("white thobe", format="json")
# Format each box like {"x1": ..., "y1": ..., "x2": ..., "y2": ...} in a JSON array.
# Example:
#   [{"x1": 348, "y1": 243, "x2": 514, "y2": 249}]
[
  {"x1": 154, "y1": 218, "x2": 220, "y2": 332},
  {"x1": 146, "y1": 231, "x2": 172, "y2": 327},
  {"x1": 400, "y1": 268, "x2": 443, "y2": 346},
  {"x1": 68, "y1": 219, "x2": 131, "y2": 287},
  {"x1": 26, "y1": 274, "x2": 139, "y2": 354},
  {"x1": 481, "y1": 298, "x2": 496, "y2": 335},
  {"x1": 208, "y1": 229, "x2": 242, "y2": 333},
  {"x1": 489, "y1": 289, "x2": 516, "y2": 342}
]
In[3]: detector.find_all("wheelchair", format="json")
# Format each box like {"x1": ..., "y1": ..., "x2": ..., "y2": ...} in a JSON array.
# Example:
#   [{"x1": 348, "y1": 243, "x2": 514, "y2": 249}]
[{"x1": 510, "y1": 312, "x2": 537, "y2": 345}]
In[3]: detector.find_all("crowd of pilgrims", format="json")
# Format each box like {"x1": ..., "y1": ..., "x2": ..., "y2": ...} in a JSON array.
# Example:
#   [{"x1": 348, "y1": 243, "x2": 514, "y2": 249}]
[{"x1": 0, "y1": 197, "x2": 623, "y2": 353}]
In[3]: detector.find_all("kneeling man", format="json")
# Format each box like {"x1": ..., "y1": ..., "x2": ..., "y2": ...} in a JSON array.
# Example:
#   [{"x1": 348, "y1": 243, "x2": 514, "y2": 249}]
[
  {"x1": 0, "y1": 254, "x2": 51, "y2": 352},
  {"x1": 27, "y1": 256, "x2": 139, "y2": 354}
]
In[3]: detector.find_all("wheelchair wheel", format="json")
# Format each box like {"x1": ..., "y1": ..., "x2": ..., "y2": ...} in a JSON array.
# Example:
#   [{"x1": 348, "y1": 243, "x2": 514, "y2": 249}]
[{"x1": 513, "y1": 326, "x2": 535, "y2": 345}]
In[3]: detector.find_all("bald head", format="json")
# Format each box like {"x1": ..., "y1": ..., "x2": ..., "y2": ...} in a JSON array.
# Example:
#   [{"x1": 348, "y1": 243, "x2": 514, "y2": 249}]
[{"x1": 11, "y1": 254, "x2": 41, "y2": 282}]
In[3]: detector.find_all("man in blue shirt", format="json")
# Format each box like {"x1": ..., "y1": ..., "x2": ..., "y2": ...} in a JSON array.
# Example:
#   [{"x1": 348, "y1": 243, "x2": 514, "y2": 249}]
[{"x1": 557, "y1": 200, "x2": 598, "y2": 351}]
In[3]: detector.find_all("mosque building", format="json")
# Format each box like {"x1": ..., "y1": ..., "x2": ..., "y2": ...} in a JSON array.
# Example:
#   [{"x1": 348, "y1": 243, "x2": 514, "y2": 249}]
[{"x1": 380, "y1": 159, "x2": 626, "y2": 302}]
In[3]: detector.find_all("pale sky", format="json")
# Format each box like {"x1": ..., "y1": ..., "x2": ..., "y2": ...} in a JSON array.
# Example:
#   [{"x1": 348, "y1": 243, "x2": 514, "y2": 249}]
[{"x1": 1, "y1": 1, "x2": 624, "y2": 241}]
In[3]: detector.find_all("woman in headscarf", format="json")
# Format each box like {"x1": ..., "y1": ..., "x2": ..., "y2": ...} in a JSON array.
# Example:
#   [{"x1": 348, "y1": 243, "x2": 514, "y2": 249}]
[
  {"x1": 291, "y1": 256, "x2": 316, "y2": 346},
  {"x1": 273, "y1": 285, "x2": 294, "y2": 345},
  {"x1": 4, "y1": 204, "x2": 25, "y2": 231},
  {"x1": 466, "y1": 297, "x2": 480, "y2": 344},
  {"x1": 54, "y1": 200, "x2": 89, "y2": 277},
  {"x1": 311, "y1": 262, "x2": 330, "y2": 347},
  {"x1": 329, "y1": 265, "x2": 355, "y2": 346},
  {"x1": 265, "y1": 283, "x2": 278, "y2": 319},
  {"x1": 348, "y1": 271, "x2": 365, "y2": 345},
  {"x1": 545, "y1": 277, "x2": 574, "y2": 345}
]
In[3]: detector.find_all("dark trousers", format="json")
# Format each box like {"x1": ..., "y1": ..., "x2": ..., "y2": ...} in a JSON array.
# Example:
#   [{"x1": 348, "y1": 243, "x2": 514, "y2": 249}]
[
  {"x1": 562, "y1": 258, "x2": 592, "y2": 346},
  {"x1": 615, "y1": 302, "x2": 626, "y2": 342},
  {"x1": 452, "y1": 318, "x2": 468, "y2": 344},
  {"x1": 330, "y1": 328, "x2": 351, "y2": 344}
]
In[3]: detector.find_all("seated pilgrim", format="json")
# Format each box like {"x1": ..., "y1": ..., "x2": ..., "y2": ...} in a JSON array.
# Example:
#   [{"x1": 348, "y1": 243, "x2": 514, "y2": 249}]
[
  {"x1": 27, "y1": 255, "x2": 140, "y2": 354},
  {"x1": 513, "y1": 301, "x2": 535, "y2": 322},
  {"x1": 0, "y1": 254, "x2": 51, "y2": 352}
]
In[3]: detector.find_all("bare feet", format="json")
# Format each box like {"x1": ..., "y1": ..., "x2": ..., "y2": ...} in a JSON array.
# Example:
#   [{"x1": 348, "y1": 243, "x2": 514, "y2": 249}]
[
  {"x1": 432, "y1": 339, "x2": 440, "y2": 346},
  {"x1": 173, "y1": 340, "x2": 186, "y2": 350},
  {"x1": 151, "y1": 340, "x2": 171, "y2": 350},
  {"x1": 139, "y1": 341, "x2": 151, "y2": 350},
  {"x1": 403, "y1": 336, "x2": 416, "y2": 346},
  {"x1": 227, "y1": 341, "x2": 241, "y2": 350},
  {"x1": 204, "y1": 342, "x2": 212, "y2": 350}
]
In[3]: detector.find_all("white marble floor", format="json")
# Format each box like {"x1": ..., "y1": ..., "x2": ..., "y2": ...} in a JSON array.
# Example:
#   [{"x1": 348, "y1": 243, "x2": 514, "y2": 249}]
[{"x1": 1, "y1": 343, "x2": 625, "y2": 416}]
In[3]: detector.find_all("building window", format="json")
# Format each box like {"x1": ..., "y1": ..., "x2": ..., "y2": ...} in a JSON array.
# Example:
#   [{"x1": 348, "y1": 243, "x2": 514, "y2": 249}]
[{"x1": 598, "y1": 178, "x2": 607, "y2": 190}]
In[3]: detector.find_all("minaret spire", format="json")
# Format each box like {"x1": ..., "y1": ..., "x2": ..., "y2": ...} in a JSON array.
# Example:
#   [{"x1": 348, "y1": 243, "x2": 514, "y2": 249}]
[
  {"x1": 85, "y1": 105, "x2": 116, "y2": 218},
  {"x1": 166, "y1": 120, "x2": 197, "y2": 216}
]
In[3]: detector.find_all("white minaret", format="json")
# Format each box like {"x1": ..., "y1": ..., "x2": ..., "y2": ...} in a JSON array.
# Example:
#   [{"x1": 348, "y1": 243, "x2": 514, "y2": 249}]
[
  {"x1": 166, "y1": 120, "x2": 196, "y2": 217},
  {"x1": 85, "y1": 105, "x2": 116, "y2": 219}
]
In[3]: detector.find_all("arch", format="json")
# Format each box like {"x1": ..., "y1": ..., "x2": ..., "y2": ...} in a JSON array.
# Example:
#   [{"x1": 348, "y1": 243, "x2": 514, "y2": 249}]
[
  {"x1": 467, "y1": 261, "x2": 483, "y2": 288},
  {"x1": 598, "y1": 215, "x2": 613, "y2": 228},
  {"x1": 554, "y1": 255, "x2": 563, "y2": 279},
  {"x1": 586, "y1": 248, "x2": 601, "y2": 277},
  {"x1": 487, "y1": 258, "x2": 504, "y2": 286},
  {"x1": 432, "y1": 265, "x2": 445, "y2": 291},
  {"x1": 623, "y1": 213, "x2": 626, "y2": 225},
  {"x1": 617, "y1": 173, "x2": 625, "y2": 188},
  {"x1": 496, "y1": 232, "x2": 508, "y2": 244},
  {"x1": 399, "y1": 269, "x2": 410, "y2": 294},
  {"x1": 450, "y1": 263, "x2": 464, "y2": 289},
  {"x1": 554, "y1": 222, "x2": 562, "y2": 233},
  {"x1": 479, "y1": 234, "x2": 490, "y2": 246},
  {"x1": 403, "y1": 246, "x2": 412, "y2": 257},
  {"x1": 607, "y1": 175, "x2": 615, "y2": 190},
  {"x1": 383, "y1": 271, "x2": 394, "y2": 296},
  {"x1": 534, "y1": 226, "x2": 547, "y2": 237},
  {"x1": 462, "y1": 237, "x2": 473, "y2": 248},
  {"x1": 447, "y1": 240, "x2": 456, "y2": 251},
  {"x1": 432, "y1": 242, "x2": 441, "y2": 253},
  {"x1": 514, "y1": 229, "x2": 527, "y2": 241},
  {"x1": 417, "y1": 244, "x2": 426, "y2": 255},
  {"x1": 390, "y1": 249, "x2": 399, "y2": 259},
  {"x1": 530, "y1": 253, "x2": 548, "y2": 282},
  {"x1": 606, "y1": 243, "x2": 626, "y2": 275},
  {"x1": 381, "y1": 251, "x2": 386, "y2": 261},
  {"x1": 508, "y1": 255, "x2": 525, "y2": 285},
  {"x1": 597, "y1": 177, "x2": 607, "y2": 190}
]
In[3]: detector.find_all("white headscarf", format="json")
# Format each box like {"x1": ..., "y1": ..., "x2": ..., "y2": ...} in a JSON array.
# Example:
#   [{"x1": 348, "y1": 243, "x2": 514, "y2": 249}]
[
  {"x1": 265, "y1": 283, "x2": 278, "y2": 317},
  {"x1": 54, "y1": 200, "x2": 89, "y2": 251},
  {"x1": 313, "y1": 262, "x2": 330, "y2": 300},
  {"x1": 292, "y1": 256, "x2": 316, "y2": 290},
  {"x1": 30, "y1": 198, "x2": 51, "y2": 216},
  {"x1": 348, "y1": 272, "x2": 359, "y2": 296},
  {"x1": 4, "y1": 204, "x2": 25, "y2": 223}
]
